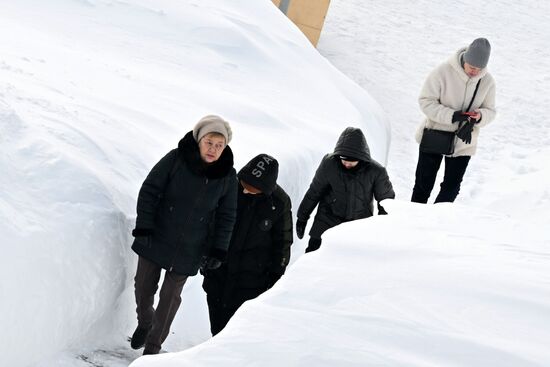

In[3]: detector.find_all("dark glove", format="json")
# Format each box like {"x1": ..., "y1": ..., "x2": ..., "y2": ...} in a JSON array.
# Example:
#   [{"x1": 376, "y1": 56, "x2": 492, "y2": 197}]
[
  {"x1": 452, "y1": 111, "x2": 469, "y2": 124},
  {"x1": 132, "y1": 228, "x2": 154, "y2": 237},
  {"x1": 200, "y1": 247, "x2": 227, "y2": 272},
  {"x1": 296, "y1": 219, "x2": 307, "y2": 239},
  {"x1": 456, "y1": 120, "x2": 475, "y2": 144},
  {"x1": 202, "y1": 257, "x2": 222, "y2": 271}
]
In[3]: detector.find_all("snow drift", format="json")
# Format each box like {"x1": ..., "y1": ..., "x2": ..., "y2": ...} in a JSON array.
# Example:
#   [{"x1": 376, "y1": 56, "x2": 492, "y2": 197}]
[{"x1": 130, "y1": 200, "x2": 550, "y2": 367}]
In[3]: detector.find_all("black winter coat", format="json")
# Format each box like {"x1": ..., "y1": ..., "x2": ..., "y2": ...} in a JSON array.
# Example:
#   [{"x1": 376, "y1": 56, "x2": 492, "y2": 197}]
[
  {"x1": 297, "y1": 128, "x2": 395, "y2": 238},
  {"x1": 202, "y1": 183, "x2": 293, "y2": 308},
  {"x1": 132, "y1": 132, "x2": 237, "y2": 275}
]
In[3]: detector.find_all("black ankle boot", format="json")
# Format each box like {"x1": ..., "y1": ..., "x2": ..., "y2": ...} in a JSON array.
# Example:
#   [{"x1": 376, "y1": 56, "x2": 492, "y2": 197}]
[{"x1": 130, "y1": 326, "x2": 151, "y2": 350}]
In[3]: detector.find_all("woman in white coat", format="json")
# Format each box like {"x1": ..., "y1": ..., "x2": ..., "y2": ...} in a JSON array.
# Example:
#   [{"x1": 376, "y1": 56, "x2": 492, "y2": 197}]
[{"x1": 412, "y1": 38, "x2": 497, "y2": 203}]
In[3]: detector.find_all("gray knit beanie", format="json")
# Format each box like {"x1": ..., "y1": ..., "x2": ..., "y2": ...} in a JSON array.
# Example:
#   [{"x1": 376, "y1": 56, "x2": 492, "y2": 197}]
[
  {"x1": 464, "y1": 38, "x2": 491, "y2": 68},
  {"x1": 192, "y1": 115, "x2": 232, "y2": 144}
]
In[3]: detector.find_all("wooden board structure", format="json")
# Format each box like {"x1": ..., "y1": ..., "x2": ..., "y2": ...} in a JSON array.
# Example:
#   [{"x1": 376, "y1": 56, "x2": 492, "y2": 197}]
[{"x1": 272, "y1": 0, "x2": 330, "y2": 47}]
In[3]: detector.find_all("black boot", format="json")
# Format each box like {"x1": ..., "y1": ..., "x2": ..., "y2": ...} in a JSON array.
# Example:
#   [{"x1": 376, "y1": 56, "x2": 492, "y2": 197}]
[{"x1": 130, "y1": 326, "x2": 151, "y2": 350}]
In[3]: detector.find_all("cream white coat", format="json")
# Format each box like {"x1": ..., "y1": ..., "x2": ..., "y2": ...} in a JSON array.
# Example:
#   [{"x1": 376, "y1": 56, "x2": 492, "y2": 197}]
[{"x1": 415, "y1": 47, "x2": 497, "y2": 156}]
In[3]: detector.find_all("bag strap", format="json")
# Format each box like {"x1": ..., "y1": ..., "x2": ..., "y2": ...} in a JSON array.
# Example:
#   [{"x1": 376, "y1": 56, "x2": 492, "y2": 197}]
[
  {"x1": 452, "y1": 78, "x2": 482, "y2": 148},
  {"x1": 465, "y1": 78, "x2": 482, "y2": 112}
]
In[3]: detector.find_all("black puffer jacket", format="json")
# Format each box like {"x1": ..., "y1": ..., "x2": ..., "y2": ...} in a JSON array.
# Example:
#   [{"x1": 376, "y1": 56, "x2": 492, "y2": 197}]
[
  {"x1": 203, "y1": 157, "x2": 293, "y2": 308},
  {"x1": 297, "y1": 127, "x2": 395, "y2": 238},
  {"x1": 132, "y1": 131, "x2": 238, "y2": 275}
]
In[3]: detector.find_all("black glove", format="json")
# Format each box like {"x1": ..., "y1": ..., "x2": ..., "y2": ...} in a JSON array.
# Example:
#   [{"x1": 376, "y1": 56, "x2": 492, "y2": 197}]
[
  {"x1": 296, "y1": 219, "x2": 307, "y2": 239},
  {"x1": 456, "y1": 120, "x2": 475, "y2": 144},
  {"x1": 200, "y1": 247, "x2": 227, "y2": 272},
  {"x1": 202, "y1": 257, "x2": 222, "y2": 271},
  {"x1": 452, "y1": 111, "x2": 469, "y2": 124},
  {"x1": 132, "y1": 228, "x2": 154, "y2": 237}
]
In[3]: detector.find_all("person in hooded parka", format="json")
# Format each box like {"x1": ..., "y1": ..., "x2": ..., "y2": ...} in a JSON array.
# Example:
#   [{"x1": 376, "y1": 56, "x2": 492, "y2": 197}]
[
  {"x1": 202, "y1": 154, "x2": 293, "y2": 335},
  {"x1": 296, "y1": 127, "x2": 395, "y2": 253}
]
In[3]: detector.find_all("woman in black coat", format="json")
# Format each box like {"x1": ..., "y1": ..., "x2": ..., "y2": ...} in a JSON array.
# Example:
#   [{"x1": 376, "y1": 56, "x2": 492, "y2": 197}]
[
  {"x1": 202, "y1": 154, "x2": 293, "y2": 335},
  {"x1": 296, "y1": 127, "x2": 395, "y2": 252},
  {"x1": 130, "y1": 115, "x2": 237, "y2": 354}
]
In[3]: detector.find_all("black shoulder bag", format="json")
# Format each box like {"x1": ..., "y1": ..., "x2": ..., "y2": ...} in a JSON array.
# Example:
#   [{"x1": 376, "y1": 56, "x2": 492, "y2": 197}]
[{"x1": 420, "y1": 79, "x2": 481, "y2": 155}]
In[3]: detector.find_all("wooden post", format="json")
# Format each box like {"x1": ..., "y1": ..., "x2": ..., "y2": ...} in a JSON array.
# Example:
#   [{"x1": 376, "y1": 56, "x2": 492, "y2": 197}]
[{"x1": 272, "y1": 0, "x2": 330, "y2": 47}]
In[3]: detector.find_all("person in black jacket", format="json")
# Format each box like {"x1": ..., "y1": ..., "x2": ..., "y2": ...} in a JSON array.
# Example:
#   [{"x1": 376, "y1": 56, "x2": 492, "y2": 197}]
[
  {"x1": 296, "y1": 127, "x2": 395, "y2": 253},
  {"x1": 130, "y1": 115, "x2": 238, "y2": 355},
  {"x1": 202, "y1": 154, "x2": 293, "y2": 335}
]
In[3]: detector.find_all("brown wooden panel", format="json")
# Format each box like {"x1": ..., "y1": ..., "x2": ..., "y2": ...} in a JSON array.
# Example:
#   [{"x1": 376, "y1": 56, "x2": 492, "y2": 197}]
[
  {"x1": 271, "y1": 0, "x2": 331, "y2": 47},
  {"x1": 286, "y1": 0, "x2": 330, "y2": 29},
  {"x1": 294, "y1": 23, "x2": 322, "y2": 46}
]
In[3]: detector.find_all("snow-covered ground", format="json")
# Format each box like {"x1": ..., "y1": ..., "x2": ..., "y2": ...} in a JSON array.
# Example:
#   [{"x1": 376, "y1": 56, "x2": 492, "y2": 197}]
[
  {"x1": 318, "y1": 0, "x2": 550, "y2": 216},
  {"x1": 1, "y1": 0, "x2": 549, "y2": 366}
]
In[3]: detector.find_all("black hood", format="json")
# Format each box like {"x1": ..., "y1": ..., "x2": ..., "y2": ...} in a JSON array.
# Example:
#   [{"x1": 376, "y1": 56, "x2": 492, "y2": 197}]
[
  {"x1": 333, "y1": 127, "x2": 371, "y2": 163},
  {"x1": 238, "y1": 154, "x2": 279, "y2": 195},
  {"x1": 178, "y1": 131, "x2": 234, "y2": 179}
]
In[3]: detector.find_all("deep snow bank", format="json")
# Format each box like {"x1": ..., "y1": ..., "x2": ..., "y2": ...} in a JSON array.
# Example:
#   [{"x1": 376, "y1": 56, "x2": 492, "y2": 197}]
[{"x1": 131, "y1": 200, "x2": 550, "y2": 367}]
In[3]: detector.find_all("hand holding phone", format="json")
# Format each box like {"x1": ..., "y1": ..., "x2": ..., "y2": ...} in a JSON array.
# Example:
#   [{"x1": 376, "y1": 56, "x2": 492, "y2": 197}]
[{"x1": 463, "y1": 111, "x2": 481, "y2": 120}]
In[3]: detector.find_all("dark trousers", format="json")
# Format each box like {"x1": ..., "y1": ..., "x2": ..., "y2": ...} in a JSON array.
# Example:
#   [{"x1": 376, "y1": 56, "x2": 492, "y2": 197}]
[
  {"x1": 305, "y1": 237, "x2": 322, "y2": 253},
  {"x1": 206, "y1": 285, "x2": 268, "y2": 335},
  {"x1": 206, "y1": 295, "x2": 239, "y2": 336},
  {"x1": 134, "y1": 256, "x2": 188, "y2": 352},
  {"x1": 411, "y1": 150, "x2": 471, "y2": 204}
]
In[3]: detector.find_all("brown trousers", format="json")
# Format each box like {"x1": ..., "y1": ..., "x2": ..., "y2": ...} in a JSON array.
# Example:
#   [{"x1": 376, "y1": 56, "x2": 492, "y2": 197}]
[{"x1": 134, "y1": 256, "x2": 188, "y2": 352}]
